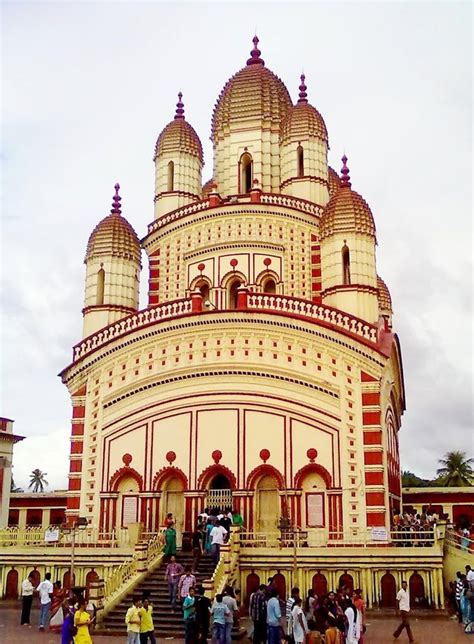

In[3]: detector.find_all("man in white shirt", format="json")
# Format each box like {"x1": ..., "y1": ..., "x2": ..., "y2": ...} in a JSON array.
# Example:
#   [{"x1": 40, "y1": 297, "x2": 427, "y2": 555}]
[
  {"x1": 20, "y1": 572, "x2": 35, "y2": 625},
  {"x1": 392, "y1": 581, "x2": 414, "y2": 643},
  {"x1": 209, "y1": 520, "x2": 228, "y2": 564},
  {"x1": 37, "y1": 572, "x2": 54, "y2": 630},
  {"x1": 466, "y1": 565, "x2": 474, "y2": 582}
]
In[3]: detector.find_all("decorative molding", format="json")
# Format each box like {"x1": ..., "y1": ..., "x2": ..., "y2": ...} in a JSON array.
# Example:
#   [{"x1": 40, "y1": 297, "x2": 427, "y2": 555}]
[
  {"x1": 246, "y1": 463, "x2": 285, "y2": 489},
  {"x1": 197, "y1": 463, "x2": 237, "y2": 490},
  {"x1": 109, "y1": 466, "x2": 143, "y2": 491},
  {"x1": 152, "y1": 466, "x2": 188, "y2": 491},
  {"x1": 294, "y1": 462, "x2": 332, "y2": 488}
]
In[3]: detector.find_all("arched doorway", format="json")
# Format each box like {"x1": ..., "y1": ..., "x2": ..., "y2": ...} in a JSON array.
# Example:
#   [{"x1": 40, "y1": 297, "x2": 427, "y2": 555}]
[
  {"x1": 339, "y1": 573, "x2": 354, "y2": 593},
  {"x1": 380, "y1": 573, "x2": 397, "y2": 608},
  {"x1": 117, "y1": 475, "x2": 140, "y2": 528},
  {"x1": 85, "y1": 569, "x2": 99, "y2": 600},
  {"x1": 312, "y1": 572, "x2": 328, "y2": 596},
  {"x1": 409, "y1": 573, "x2": 425, "y2": 608},
  {"x1": 162, "y1": 476, "x2": 185, "y2": 542},
  {"x1": 256, "y1": 474, "x2": 280, "y2": 532},
  {"x1": 246, "y1": 573, "x2": 260, "y2": 606},
  {"x1": 272, "y1": 573, "x2": 286, "y2": 600},
  {"x1": 207, "y1": 474, "x2": 233, "y2": 513},
  {"x1": 29, "y1": 568, "x2": 40, "y2": 587},
  {"x1": 63, "y1": 570, "x2": 76, "y2": 591},
  {"x1": 5, "y1": 569, "x2": 19, "y2": 599},
  {"x1": 228, "y1": 278, "x2": 242, "y2": 309},
  {"x1": 262, "y1": 278, "x2": 276, "y2": 294}
]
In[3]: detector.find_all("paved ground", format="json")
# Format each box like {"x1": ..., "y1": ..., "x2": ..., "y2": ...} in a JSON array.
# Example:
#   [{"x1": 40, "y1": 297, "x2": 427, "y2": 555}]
[{"x1": 0, "y1": 602, "x2": 469, "y2": 643}]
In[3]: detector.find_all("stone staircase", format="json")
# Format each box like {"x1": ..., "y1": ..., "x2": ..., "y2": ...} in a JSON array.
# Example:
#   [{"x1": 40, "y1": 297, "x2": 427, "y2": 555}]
[{"x1": 99, "y1": 552, "x2": 216, "y2": 637}]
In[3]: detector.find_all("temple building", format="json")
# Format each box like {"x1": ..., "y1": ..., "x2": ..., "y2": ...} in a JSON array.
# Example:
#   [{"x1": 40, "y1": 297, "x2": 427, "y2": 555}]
[{"x1": 60, "y1": 36, "x2": 405, "y2": 543}]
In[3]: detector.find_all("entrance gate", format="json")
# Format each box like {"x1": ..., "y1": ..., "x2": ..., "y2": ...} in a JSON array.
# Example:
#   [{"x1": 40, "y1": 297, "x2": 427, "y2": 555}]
[{"x1": 206, "y1": 488, "x2": 232, "y2": 511}]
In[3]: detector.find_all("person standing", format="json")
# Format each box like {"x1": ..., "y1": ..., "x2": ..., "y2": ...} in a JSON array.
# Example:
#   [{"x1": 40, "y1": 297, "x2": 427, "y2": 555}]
[
  {"x1": 50, "y1": 580, "x2": 66, "y2": 633},
  {"x1": 183, "y1": 586, "x2": 197, "y2": 644},
  {"x1": 74, "y1": 597, "x2": 94, "y2": 644},
  {"x1": 178, "y1": 566, "x2": 196, "y2": 606},
  {"x1": 249, "y1": 584, "x2": 267, "y2": 644},
  {"x1": 392, "y1": 581, "x2": 414, "y2": 643},
  {"x1": 343, "y1": 597, "x2": 359, "y2": 644},
  {"x1": 290, "y1": 597, "x2": 308, "y2": 644},
  {"x1": 194, "y1": 584, "x2": 212, "y2": 644},
  {"x1": 20, "y1": 572, "x2": 35, "y2": 626},
  {"x1": 211, "y1": 593, "x2": 230, "y2": 644},
  {"x1": 164, "y1": 556, "x2": 183, "y2": 611},
  {"x1": 192, "y1": 526, "x2": 203, "y2": 572},
  {"x1": 139, "y1": 598, "x2": 156, "y2": 644},
  {"x1": 455, "y1": 572, "x2": 464, "y2": 623},
  {"x1": 125, "y1": 597, "x2": 142, "y2": 644},
  {"x1": 61, "y1": 598, "x2": 76, "y2": 644},
  {"x1": 37, "y1": 572, "x2": 54, "y2": 631},
  {"x1": 266, "y1": 589, "x2": 282, "y2": 644},
  {"x1": 286, "y1": 587, "x2": 300, "y2": 638},
  {"x1": 222, "y1": 586, "x2": 238, "y2": 644},
  {"x1": 164, "y1": 522, "x2": 177, "y2": 558},
  {"x1": 209, "y1": 520, "x2": 228, "y2": 564}
]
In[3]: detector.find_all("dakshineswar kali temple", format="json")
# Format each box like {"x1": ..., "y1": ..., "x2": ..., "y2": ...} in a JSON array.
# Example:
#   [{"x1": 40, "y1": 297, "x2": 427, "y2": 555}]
[{"x1": 2, "y1": 37, "x2": 455, "y2": 617}]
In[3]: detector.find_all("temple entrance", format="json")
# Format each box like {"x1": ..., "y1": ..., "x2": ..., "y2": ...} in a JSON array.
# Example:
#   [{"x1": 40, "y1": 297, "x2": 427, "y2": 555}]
[
  {"x1": 256, "y1": 474, "x2": 279, "y2": 532},
  {"x1": 207, "y1": 474, "x2": 232, "y2": 511},
  {"x1": 162, "y1": 476, "x2": 185, "y2": 530}
]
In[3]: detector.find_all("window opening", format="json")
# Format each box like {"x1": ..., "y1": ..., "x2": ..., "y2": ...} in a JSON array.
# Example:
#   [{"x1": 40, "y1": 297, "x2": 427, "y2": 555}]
[
  {"x1": 342, "y1": 244, "x2": 351, "y2": 285},
  {"x1": 297, "y1": 146, "x2": 304, "y2": 177},
  {"x1": 167, "y1": 161, "x2": 174, "y2": 191},
  {"x1": 96, "y1": 268, "x2": 105, "y2": 305}
]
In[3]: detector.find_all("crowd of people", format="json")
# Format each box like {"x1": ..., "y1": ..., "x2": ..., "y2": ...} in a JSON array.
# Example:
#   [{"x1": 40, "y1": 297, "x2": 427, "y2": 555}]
[
  {"x1": 391, "y1": 510, "x2": 437, "y2": 546},
  {"x1": 20, "y1": 571, "x2": 96, "y2": 643},
  {"x1": 448, "y1": 565, "x2": 474, "y2": 635},
  {"x1": 248, "y1": 580, "x2": 366, "y2": 644}
]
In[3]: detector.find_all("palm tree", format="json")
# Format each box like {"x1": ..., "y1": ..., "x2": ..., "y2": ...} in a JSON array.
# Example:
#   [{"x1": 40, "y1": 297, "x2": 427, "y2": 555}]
[
  {"x1": 436, "y1": 451, "x2": 473, "y2": 487},
  {"x1": 28, "y1": 469, "x2": 49, "y2": 493}
]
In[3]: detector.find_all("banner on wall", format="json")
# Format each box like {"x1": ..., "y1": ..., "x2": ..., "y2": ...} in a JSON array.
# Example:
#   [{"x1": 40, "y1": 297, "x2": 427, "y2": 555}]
[{"x1": 371, "y1": 527, "x2": 388, "y2": 541}]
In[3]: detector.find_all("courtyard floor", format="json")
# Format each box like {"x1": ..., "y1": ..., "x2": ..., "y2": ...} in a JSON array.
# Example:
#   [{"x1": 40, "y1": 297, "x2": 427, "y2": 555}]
[{"x1": 0, "y1": 602, "x2": 469, "y2": 643}]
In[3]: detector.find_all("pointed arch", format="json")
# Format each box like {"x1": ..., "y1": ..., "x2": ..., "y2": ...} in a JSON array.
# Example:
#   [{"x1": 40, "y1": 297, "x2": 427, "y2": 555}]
[
  {"x1": 246, "y1": 464, "x2": 285, "y2": 490},
  {"x1": 109, "y1": 466, "x2": 143, "y2": 492},
  {"x1": 239, "y1": 152, "x2": 253, "y2": 193},
  {"x1": 294, "y1": 463, "x2": 332, "y2": 489},
  {"x1": 197, "y1": 463, "x2": 237, "y2": 490},
  {"x1": 152, "y1": 466, "x2": 188, "y2": 491}
]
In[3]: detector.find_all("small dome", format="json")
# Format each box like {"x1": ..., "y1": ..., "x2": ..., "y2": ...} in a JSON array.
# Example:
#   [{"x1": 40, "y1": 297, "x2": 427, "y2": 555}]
[
  {"x1": 280, "y1": 75, "x2": 328, "y2": 144},
  {"x1": 154, "y1": 93, "x2": 203, "y2": 164},
  {"x1": 85, "y1": 184, "x2": 141, "y2": 265},
  {"x1": 319, "y1": 156, "x2": 376, "y2": 240},
  {"x1": 328, "y1": 166, "x2": 341, "y2": 196},
  {"x1": 377, "y1": 275, "x2": 393, "y2": 312},
  {"x1": 211, "y1": 37, "x2": 292, "y2": 141}
]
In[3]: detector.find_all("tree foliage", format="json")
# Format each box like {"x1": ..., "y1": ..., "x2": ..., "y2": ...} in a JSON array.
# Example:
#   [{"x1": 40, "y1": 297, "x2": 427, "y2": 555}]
[
  {"x1": 436, "y1": 451, "x2": 473, "y2": 487},
  {"x1": 28, "y1": 469, "x2": 49, "y2": 493}
]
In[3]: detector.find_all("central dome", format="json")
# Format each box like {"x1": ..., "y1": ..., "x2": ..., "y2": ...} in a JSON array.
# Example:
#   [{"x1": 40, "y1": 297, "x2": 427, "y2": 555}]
[{"x1": 211, "y1": 37, "x2": 292, "y2": 141}]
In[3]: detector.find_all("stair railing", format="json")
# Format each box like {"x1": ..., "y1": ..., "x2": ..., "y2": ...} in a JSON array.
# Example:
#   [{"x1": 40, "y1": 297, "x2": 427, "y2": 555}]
[{"x1": 206, "y1": 528, "x2": 241, "y2": 597}]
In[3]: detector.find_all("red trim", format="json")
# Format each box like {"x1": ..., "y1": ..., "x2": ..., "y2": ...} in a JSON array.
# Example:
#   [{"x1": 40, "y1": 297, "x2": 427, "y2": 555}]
[
  {"x1": 197, "y1": 463, "x2": 237, "y2": 490},
  {"x1": 365, "y1": 471, "x2": 384, "y2": 485},
  {"x1": 363, "y1": 431, "x2": 382, "y2": 445},
  {"x1": 366, "y1": 511, "x2": 385, "y2": 526},
  {"x1": 364, "y1": 451, "x2": 383, "y2": 465},
  {"x1": 361, "y1": 370, "x2": 377, "y2": 382},
  {"x1": 152, "y1": 466, "x2": 188, "y2": 491},
  {"x1": 109, "y1": 466, "x2": 143, "y2": 491},
  {"x1": 246, "y1": 464, "x2": 284, "y2": 489},
  {"x1": 294, "y1": 462, "x2": 332, "y2": 488}
]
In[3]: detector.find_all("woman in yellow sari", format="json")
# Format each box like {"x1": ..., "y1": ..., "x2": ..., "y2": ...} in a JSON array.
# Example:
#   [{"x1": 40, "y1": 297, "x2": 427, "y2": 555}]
[{"x1": 74, "y1": 598, "x2": 93, "y2": 644}]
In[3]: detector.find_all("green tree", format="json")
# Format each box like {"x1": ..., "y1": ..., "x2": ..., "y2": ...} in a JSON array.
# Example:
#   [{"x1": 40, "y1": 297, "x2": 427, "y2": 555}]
[
  {"x1": 436, "y1": 451, "x2": 473, "y2": 487},
  {"x1": 401, "y1": 470, "x2": 430, "y2": 487},
  {"x1": 28, "y1": 469, "x2": 49, "y2": 493}
]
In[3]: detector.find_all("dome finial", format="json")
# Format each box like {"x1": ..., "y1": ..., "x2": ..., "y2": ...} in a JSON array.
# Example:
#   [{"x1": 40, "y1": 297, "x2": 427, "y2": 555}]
[
  {"x1": 111, "y1": 183, "x2": 122, "y2": 215},
  {"x1": 340, "y1": 154, "x2": 352, "y2": 188},
  {"x1": 174, "y1": 92, "x2": 185, "y2": 120},
  {"x1": 298, "y1": 73, "x2": 308, "y2": 104},
  {"x1": 247, "y1": 34, "x2": 264, "y2": 66}
]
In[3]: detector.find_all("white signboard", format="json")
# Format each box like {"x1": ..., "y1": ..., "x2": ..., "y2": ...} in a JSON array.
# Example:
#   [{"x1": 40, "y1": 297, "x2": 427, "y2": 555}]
[
  {"x1": 306, "y1": 493, "x2": 324, "y2": 527},
  {"x1": 122, "y1": 496, "x2": 138, "y2": 525},
  {"x1": 45, "y1": 529, "x2": 60, "y2": 543},
  {"x1": 371, "y1": 527, "x2": 388, "y2": 541}
]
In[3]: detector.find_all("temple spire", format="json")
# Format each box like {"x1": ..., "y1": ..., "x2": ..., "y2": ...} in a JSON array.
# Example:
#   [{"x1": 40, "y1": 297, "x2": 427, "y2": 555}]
[
  {"x1": 340, "y1": 154, "x2": 352, "y2": 188},
  {"x1": 174, "y1": 92, "x2": 185, "y2": 120},
  {"x1": 111, "y1": 183, "x2": 122, "y2": 215},
  {"x1": 246, "y1": 35, "x2": 264, "y2": 66},
  {"x1": 297, "y1": 73, "x2": 308, "y2": 104}
]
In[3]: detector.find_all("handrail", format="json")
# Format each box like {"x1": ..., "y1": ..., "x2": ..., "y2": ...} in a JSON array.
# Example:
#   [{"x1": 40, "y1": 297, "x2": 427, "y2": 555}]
[
  {"x1": 208, "y1": 530, "x2": 240, "y2": 595},
  {"x1": 444, "y1": 529, "x2": 474, "y2": 553},
  {"x1": 0, "y1": 526, "x2": 128, "y2": 548}
]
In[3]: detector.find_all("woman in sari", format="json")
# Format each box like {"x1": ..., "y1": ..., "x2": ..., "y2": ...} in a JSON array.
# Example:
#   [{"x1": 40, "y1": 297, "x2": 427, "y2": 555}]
[
  {"x1": 164, "y1": 522, "x2": 177, "y2": 557},
  {"x1": 49, "y1": 581, "x2": 66, "y2": 633},
  {"x1": 61, "y1": 598, "x2": 76, "y2": 644},
  {"x1": 74, "y1": 597, "x2": 93, "y2": 644}
]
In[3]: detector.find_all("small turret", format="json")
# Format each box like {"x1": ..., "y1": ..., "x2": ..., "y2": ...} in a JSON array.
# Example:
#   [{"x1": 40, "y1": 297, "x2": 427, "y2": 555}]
[
  {"x1": 83, "y1": 184, "x2": 141, "y2": 337},
  {"x1": 153, "y1": 93, "x2": 203, "y2": 218},
  {"x1": 319, "y1": 156, "x2": 378, "y2": 322}
]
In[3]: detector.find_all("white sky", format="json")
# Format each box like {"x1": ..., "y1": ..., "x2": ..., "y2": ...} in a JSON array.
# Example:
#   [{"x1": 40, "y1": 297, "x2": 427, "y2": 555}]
[{"x1": 1, "y1": 1, "x2": 472, "y2": 490}]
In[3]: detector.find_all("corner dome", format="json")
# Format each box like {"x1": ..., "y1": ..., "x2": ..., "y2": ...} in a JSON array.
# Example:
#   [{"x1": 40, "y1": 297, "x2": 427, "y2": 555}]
[
  {"x1": 85, "y1": 184, "x2": 141, "y2": 265},
  {"x1": 319, "y1": 156, "x2": 376, "y2": 240},
  {"x1": 154, "y1": 93, "x2": 203, "y2": 164},
  {"x1": 211, "y1": 37, "x2": 292, "y2": 141},
  {"x1": 377, "y1": 275, "x2": 393, "y2": 312},
  {"x1": 328, "y1": 166, "x2": 341, "y2": 196},
  {"x1": 280, "y1": 75, "x2": 328, "y2": 144}
]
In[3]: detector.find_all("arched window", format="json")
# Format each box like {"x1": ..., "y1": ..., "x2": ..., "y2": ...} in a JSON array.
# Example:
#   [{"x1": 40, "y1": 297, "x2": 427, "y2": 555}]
[
  {"x1": 240, "y1": 153, "x2": 253, "y2": 193},
  {"x1": 96, "y1": 268, "x2": 105, "y2": 305},
  {"x1": 342, "y1": 244, "x2": 351, "y2": 285},
  {"x1": 297, "y1": 145, "x2": 304, "y2": 177},
  {"x1": 196, "y1": 280, "x2": 210, "y2": 301},
  {"x1": 167, "y1": 161, "x2": 174, "y2": 191},
  {"x1": 262, "y1": 278, "x2": 276, "y2": 294},
  {"x1": 228, "y1": 279, "x2": 242, "y2": 309}
]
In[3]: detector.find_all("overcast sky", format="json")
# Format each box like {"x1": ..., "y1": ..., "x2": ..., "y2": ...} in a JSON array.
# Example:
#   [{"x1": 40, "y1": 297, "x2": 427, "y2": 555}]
[{"x1": 1, "y1": 1, "x2": 472, "y2": 490}]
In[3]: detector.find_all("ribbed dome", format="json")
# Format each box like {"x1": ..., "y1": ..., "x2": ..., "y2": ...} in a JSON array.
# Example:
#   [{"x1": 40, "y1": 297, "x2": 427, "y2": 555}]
[
  {"x1": 154, "y1": 93, "x2": 203, "y2": 164},
  {"x1": 319, "y1": 157, "x2": 376, "y2": 240},
  {"x1": 85, "y1": 185, "x2": 141, "y2": 265},
  {"x1": 377, "y1": 275, "x2": 393, "y2": 312},
  {"x1": 211, "y1": 37, "x2": 292, "y2": 140},
  {"x1": 328, "y1": 166, "x2": 341, "y2": 196},
  {"x1": 280, "y1": 75, "x2": 328, "y2": 144}
]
